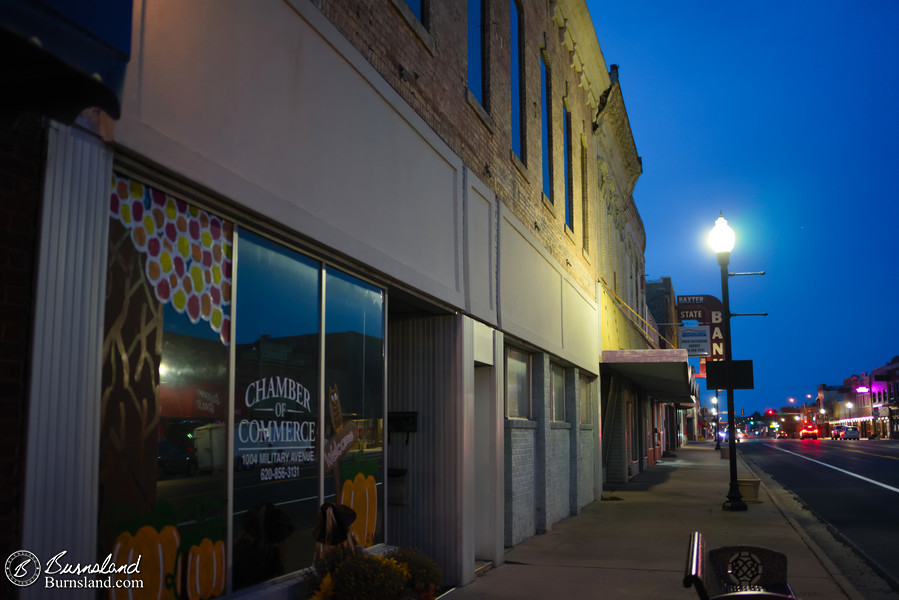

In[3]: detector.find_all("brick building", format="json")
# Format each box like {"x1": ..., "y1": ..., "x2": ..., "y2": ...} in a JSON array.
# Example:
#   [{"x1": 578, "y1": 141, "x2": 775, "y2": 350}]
[{"x1": 1, "y1": 1, "x2": 694, "y2": 597}]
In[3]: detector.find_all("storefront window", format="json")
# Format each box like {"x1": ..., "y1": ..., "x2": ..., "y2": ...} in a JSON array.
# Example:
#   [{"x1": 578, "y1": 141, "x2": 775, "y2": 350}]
[
  {"x1": 506, "y1": 347, "x2": 531, "y2": 418},
  {"x1": 579, "y1": 374, "x2": 595, "y2": 424},
  {"x1": 232, "y1": 230, "x2": 321, "y2": 588},
  {"x1": 101, "y1": 175, "x2": 233, "y2": 599},
  {"x1": 322, "y1": 269, "x2": 385, "y2": 547},
  {"x1": 102, "y1": 176, "x2": 387, "y2": 594},
  {"x1": 551, "y1": 363, "x2": 565, "y2": 421}
]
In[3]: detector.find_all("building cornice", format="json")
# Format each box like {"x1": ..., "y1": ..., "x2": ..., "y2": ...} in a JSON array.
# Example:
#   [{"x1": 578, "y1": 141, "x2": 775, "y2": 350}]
[
  {"x1": 599, "y1": 83, "x2": 642, "y2": 197},
  {"x1": 552, "y1": 0, "x2": 612, "y2": 113}
]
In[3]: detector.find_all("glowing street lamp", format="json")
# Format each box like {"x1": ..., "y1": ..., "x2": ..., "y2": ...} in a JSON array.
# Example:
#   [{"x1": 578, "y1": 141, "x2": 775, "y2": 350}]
[
  {"x1": 712, "y1": 394, "x2": 720, "y2": 449},
  {"x1": 708, "y1": 214, "x2": 747, "y2": 511}
]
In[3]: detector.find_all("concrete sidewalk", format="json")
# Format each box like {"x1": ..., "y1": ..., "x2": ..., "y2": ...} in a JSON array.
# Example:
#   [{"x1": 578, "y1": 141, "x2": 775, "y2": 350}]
[{"x1": 443, "y1": 441, "x2": 860, "y2": 600}]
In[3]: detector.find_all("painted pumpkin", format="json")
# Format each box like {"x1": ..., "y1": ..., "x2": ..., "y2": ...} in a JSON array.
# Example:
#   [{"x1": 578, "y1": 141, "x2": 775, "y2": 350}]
[
  {"x1": 340, "y1": 472, "x2": 378, "y2": 547},
  {"x1": 110, "y1": 524, "x2": 180, "y2": 600},
  {"x1": 185, "y1": 538, "x2": 226, "y2": 600}
]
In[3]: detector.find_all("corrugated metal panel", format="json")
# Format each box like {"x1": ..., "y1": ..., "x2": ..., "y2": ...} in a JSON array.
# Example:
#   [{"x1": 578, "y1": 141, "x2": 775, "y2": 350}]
[
  {"x1": 22, "y1": 122, "x2": 111, "y2": 600},
  {"x1": 387, "y1": 315, "x2": 471, "y2": 586}
]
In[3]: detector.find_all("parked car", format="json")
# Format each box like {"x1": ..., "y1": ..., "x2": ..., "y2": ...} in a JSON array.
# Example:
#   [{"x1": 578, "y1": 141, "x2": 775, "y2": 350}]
[
  {"x1": 157, "y1": 439, "x2": 198, "y2": 478},
  {"x1": 841, "y1": 426, "x2": 860, "y2": 440},
  {"x1": 799, "y1": 425, "x2": 818, "y2": 440},
  {"x1": 831, "y1": 425, "x2": 845, "y2": 440}
]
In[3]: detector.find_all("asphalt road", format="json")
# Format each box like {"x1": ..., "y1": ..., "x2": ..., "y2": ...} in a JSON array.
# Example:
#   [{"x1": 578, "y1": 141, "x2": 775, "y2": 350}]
[{"x1": 738, "y1": 437, "x2": 899, "y2": 592}]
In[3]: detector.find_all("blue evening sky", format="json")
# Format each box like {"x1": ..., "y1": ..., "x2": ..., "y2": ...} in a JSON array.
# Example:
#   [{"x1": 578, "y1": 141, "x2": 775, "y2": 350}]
[{"x1": 587, "y1": 1, "x2": 899, "y2": 415}]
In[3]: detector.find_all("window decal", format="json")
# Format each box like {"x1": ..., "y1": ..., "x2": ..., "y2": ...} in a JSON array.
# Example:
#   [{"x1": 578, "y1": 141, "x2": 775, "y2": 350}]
[{"x1": 110, "y1": 175, "x2": 233, "y2": 344}]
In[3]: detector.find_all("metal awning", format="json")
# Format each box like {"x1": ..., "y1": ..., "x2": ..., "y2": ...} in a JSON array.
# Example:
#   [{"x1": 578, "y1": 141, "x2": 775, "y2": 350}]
[
  {"x1": 601, "y1": 348, "x2": 695, "y2": 406},
  {"x1": 1, "y1": 0, "x2": 132, "y2": 121}
]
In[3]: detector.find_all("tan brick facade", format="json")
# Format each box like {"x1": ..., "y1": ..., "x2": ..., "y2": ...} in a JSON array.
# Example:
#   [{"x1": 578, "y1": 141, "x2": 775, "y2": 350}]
[{"x1": 313, "y1": 0, "x2": 606, "y2": 299}]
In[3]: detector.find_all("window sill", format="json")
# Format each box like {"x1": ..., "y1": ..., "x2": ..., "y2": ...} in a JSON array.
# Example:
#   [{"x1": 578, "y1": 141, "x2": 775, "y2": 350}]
[
  {"x1": 551, "y1": 421, "x2": 572, "y2": 430},
  {"x1": 466, "y1": 89, "x2": 494, "y2": 132},
  {"x1": 541, "y1": 193, "x2": 555, "y2": 215},
  {"x1": 391, "y1": 0, "x2": 435, "y2": 55},
  {"x1": 505, "y1": 418, "x2": 538, "y2": 429},
  {"x1": 510, "y1": 149, "x2": 530, "y2": 184}
]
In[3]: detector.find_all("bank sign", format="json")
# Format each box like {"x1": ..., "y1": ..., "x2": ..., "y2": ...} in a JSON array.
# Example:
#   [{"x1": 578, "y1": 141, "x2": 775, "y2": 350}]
[
  {"x1": 678, "y1": 326, "x2": 710, "y2": 357},
  {"x1": 675, "y1": 295, "x2": 728, "y2": 362}
]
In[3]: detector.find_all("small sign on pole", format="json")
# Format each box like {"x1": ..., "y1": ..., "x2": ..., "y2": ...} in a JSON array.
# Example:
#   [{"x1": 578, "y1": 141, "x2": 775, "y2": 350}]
[
  {"x1": 678, "y1": 326, "x2": 711, "y2": 357},
  {"x1": 706, "y1": 360, "x2": 755, "y2": 390}
]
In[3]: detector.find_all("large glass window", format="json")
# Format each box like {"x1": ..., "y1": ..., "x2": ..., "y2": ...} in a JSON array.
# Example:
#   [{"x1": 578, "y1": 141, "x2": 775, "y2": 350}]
[
  {"x1": 468, "y1": 0, "x2": 486, "y2": 106},
  {"x1": 323, "y1": 269, "x2": 385, "y2": 548},
  {"x1": 563, "y1": 105, "x2": 573, "y2": 229},
  {"x1": 540, "y1": 53, "x2": 553, "y2": 202},
  {"x1": 506, "y1": 347, "x2": 531, "y2": 418},
  {"x1": 101, "y1": 175, "x2": 234, "y2": 600},
  {"x1": 552, "y1": 363, "x2": 565, "y2": 421},
  {"x1": 581, "y1": 141, "x2": 589, "y2": 250},
  {"x1": 232, "y1": 230, "x2": 321, "y2": 588},
  {"x1": 579, "y1": 373, "x2": 595, "y2": 424},
  {"x1": 101, "y1": 175, "x2": 386, "y2": 597},
  {"x1": 510, "y1": 0, "x2": 524, "y2": 159}
]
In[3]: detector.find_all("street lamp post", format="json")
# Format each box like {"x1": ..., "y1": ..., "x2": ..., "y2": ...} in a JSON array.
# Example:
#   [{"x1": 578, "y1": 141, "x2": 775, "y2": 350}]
[
  {"x1": 708, "y1": 214, "x2": 748, "y2": 511},
  {"x1": 713, "y1": 394, "x2": 720, "y2": 449}
]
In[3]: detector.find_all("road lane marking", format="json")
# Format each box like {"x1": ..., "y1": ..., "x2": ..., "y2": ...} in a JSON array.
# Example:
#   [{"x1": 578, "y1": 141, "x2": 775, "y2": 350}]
[
  {"x1": 765, "y1": 444, "x2": 899, "y2": 494},
  {"x1": 830, "y1": 446, "x2": 899, "y2": 460}
]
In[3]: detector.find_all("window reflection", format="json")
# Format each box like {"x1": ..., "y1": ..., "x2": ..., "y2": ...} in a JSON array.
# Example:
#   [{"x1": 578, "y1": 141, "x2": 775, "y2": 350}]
[
  {"x1": 323, "y1": 269, "x2": 385, "y2": 548},
  {"x1": 232, "y1": 230, "x2": 320, "y2": 589}
]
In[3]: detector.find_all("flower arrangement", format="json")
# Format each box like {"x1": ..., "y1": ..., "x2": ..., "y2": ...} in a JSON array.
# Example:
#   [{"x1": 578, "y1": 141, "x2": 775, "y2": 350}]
[{"x1": 311, "y1": 547, "x2": 442, "y2": 600}]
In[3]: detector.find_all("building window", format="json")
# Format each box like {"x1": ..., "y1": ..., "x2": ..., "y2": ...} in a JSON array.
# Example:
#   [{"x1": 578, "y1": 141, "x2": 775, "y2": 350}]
[
  {"x1": 510, "y1": 0, "x2": 524, "y2": 159},
  {"x1": 552, "y1": 363, "x2": 566, "y2": 421},
  {"x1": 468, "y1": 0, "x2": 486, "y2": 106},
  {"x1": 563, "y1": 104, "x2": 573, "y2": 230},
  {"x1": 579, "y1": 373, "x2": 595, "y2": 424},
  {"x1": 232, "y1": 230, "x2": 323, "y2": 586},
  {"x1": 581, "y1": 141, "x2": 589, "y2": 250},
  {"x1": 404, "y1": 0, "x2": 427, "y2": 26},
  {"x1": 101, "y1": 174, "x2": 386, "y2": 595},
  {"x1": 540, "y1": 52, "x2": 552, "y2": 202},
  {"x1": 506, "y1": 347, "x2": 531, "y2": 418}
]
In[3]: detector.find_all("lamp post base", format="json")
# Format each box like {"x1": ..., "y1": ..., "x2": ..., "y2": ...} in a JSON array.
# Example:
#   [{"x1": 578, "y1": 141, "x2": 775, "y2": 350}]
[{"x1": 723, "y1": 484, "x2": 748, "y2": 511}]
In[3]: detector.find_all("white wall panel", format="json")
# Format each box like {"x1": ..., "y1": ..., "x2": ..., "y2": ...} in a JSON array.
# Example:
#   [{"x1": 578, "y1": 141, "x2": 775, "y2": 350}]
[
  {"x1": 464, "y1": 168, "x2": 497, "y2": 324},
  {"x1": 498, "y1": 205, "x2": 597, "y2": 373},
  {"x1": 22, "y1": 122, "x2": 111, "y2": 600},
  {"x1": 117, "y1": 0, "x2": 464, "y2": 308},
  {"x1": 562, "y1": 278, "x2": 599, "y2": 370},
  {"x1": 499, "y1": 209, "x2": 562, "y2": 350}
]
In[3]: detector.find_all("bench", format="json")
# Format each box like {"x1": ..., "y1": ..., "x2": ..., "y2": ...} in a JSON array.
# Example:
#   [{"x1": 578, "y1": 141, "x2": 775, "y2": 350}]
[{"x1": 683, "y1": 531, "x2": 798, "y2": 599}]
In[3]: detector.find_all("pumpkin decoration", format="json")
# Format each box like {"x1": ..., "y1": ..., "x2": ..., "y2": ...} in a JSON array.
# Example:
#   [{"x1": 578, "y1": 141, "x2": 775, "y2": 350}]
[
  {"x1": 185, "y1": 537, "x2": 226, "y2": 600},
  {"x1": 110, "y1": 524, "x2": 180, "y2": 600},
  {"x1": 339, "y1": 472, "x2": 378, "y2": 547}
]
